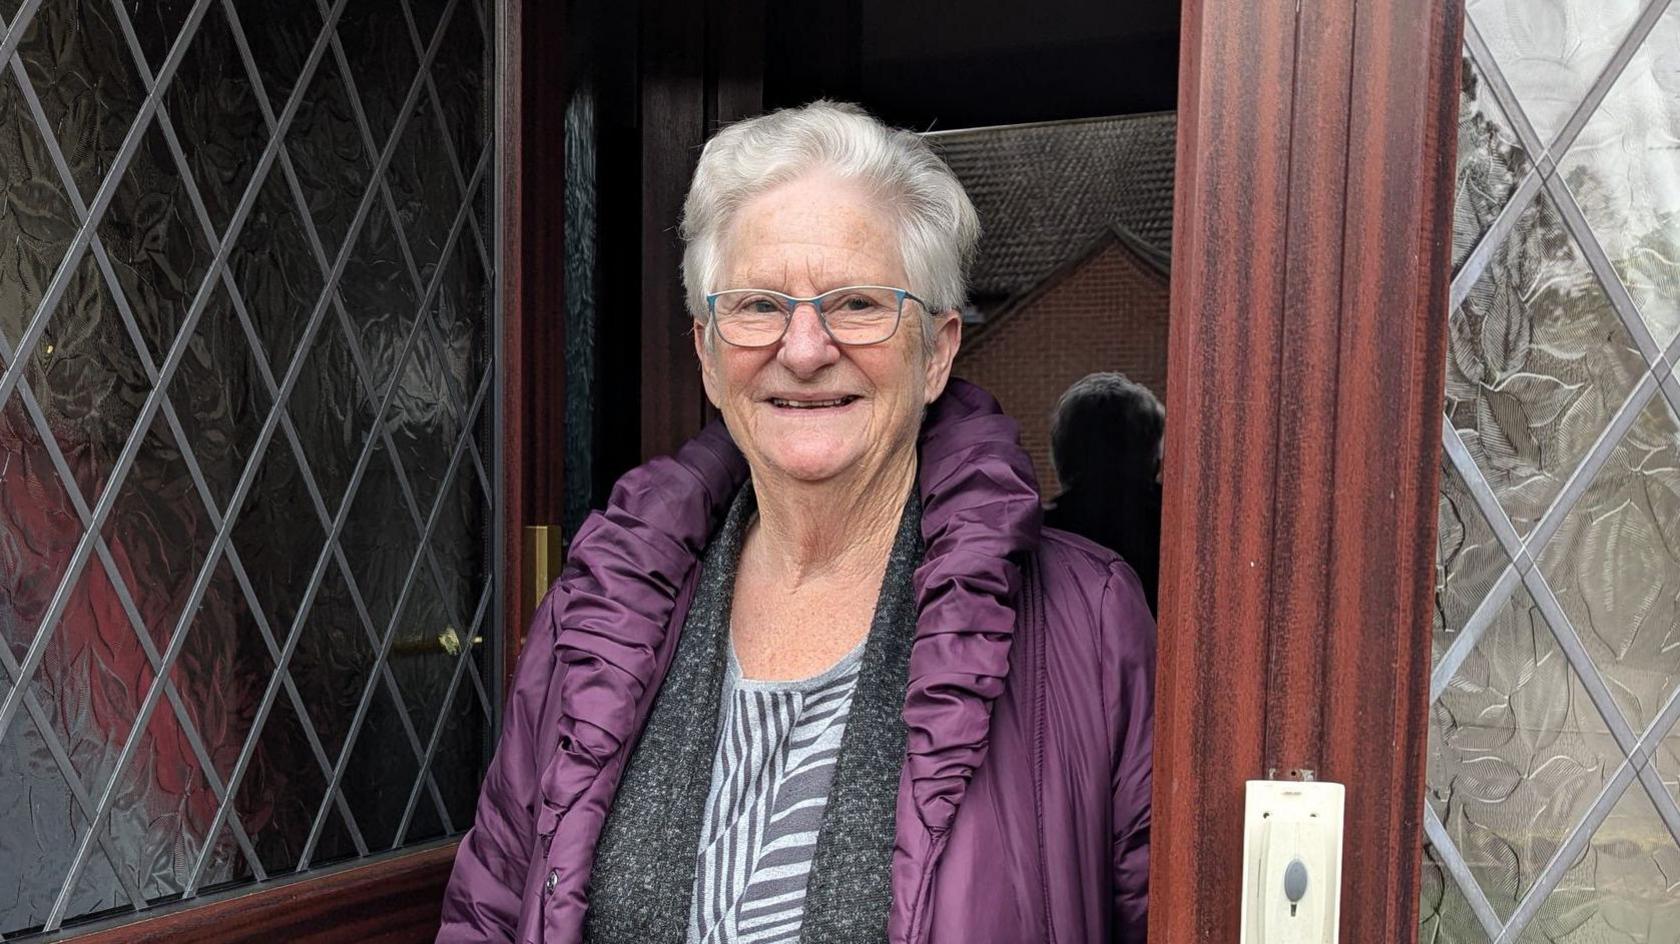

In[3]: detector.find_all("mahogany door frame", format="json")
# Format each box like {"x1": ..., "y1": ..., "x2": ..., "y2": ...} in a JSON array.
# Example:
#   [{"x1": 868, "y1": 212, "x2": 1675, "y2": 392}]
[
  {"x1": 500, "y1": 0, "x2": 567, "y2": 677},
  {"x1": 1151, "y1": 0, "x2": 1463, "y2": 941},
  {"x1": 638, "y1": 0, "x2": 768, "y2": 459}
]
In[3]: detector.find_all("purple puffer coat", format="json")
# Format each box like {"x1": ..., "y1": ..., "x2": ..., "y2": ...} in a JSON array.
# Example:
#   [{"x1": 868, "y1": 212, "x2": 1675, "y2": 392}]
[{"x1": 438, "y1": 380, "x2": 1155, "y2": 943}]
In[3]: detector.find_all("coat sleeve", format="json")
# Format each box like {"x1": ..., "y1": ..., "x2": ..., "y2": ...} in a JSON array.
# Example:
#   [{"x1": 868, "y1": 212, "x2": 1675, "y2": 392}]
[
  {"x1": 1100, "y1": 561, "x2": 1156, "y2": 943},
  {"x1": 437, "y1": 584, "x2": 567, "y2": 942}
]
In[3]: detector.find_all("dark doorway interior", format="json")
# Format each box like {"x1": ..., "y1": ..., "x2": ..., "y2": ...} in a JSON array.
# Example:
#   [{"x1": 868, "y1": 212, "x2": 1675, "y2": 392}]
[
  {"x1": 764, "y1": 0, "x2": 1179, "y2": 129},
  {"x1": 559, "y1": 0, "x2": 1181, "y2": 531}
]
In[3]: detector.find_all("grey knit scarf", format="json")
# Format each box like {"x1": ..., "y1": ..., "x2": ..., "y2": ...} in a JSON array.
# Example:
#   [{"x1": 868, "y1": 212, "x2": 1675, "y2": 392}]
[{"x1": 583, "y1": 483, "x2": 922, "y2": 944}]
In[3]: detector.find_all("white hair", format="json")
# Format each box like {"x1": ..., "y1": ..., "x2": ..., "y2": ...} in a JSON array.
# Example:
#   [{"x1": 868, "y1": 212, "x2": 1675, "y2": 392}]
[{"x1": 680, "y1": 101, "x2": 980, "y2": 346}]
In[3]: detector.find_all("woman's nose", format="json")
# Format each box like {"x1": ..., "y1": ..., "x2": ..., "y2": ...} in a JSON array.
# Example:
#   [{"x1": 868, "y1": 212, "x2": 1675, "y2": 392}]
[{"x1": 776, "y1": 302, "x2": 839, "y2": 374}]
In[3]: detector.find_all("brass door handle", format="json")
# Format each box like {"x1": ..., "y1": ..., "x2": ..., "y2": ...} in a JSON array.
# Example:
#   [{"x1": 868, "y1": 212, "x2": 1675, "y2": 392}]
[
  {"x1": 518, "y1": 525, "x2": 567, "y2": 659},
  {"x1": 391, "y1": 625, "x2": 484, "y2": 658}
]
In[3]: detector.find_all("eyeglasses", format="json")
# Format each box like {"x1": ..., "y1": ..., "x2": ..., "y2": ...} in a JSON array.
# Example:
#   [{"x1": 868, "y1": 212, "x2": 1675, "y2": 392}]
[{"x1": 704, "y1": 285, "x2": 930, "y2": 348}]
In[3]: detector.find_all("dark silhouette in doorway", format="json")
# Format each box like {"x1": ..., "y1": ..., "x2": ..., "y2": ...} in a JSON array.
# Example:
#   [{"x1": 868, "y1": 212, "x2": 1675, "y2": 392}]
[{"x1": 1044, "y1": 372, "x2": 1164, "y2": 616}]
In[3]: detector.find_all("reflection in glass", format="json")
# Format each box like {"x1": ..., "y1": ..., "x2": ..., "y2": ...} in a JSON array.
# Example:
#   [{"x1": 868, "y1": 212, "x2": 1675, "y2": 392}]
[
  {"x1": 0, "y1": 0, "x2": 495, "y2": 935},
  {"x1": 1466, "y1": 0, "x2": 1644, "y2": 148},
  {"x1": 1452, "y1": 53, "x2": 1532, "y2": 273},
  {"x1": 1559, "y1": 5, "x2": 1680, "y2": 352}
]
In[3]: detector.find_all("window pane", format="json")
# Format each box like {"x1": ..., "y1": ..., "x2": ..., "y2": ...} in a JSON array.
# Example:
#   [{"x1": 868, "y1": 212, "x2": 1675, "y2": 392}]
[
  {"x1": 1426, "y1": 4, "x2": 1680, "y2": 940},
  {"x1": 0, "y1": 0, "x2": 497, "y2": 934}
]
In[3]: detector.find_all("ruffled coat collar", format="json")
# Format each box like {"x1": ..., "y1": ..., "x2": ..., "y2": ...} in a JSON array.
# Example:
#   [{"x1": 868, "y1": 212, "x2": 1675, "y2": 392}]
[{"x1": 544, "y1": 378, "x2": 1041, "y2": 837}]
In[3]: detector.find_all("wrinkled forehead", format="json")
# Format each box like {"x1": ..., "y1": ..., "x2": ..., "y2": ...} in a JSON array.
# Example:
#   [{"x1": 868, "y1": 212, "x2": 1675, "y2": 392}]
[{"x1": 718, "y1": 173, "x2": 907, "y2": 291}]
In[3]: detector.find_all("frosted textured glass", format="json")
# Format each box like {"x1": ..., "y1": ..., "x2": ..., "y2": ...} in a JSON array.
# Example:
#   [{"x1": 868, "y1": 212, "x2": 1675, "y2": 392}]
[
  {"x1": 1466, "y1": 0, "x2": 1645, "y2": 146},
  {"x1": 1452, "y1": 53, "x2": 1533, "y2": 273},
  {"x1": 1443, "y1": 188, "x2": 1644, "y2": 538},
  {"x1": 1558, "y1": 5, "x2": 1680, "y2": 352},
  {"x1": 1427, "y1": 3, "x2": 1680, "y2": 941},
  {"x1": 0, "y1": 0, "x2": 495, "y2": 935},
  {"x1": 1429, "y1": 584, "x2": 1621, "y2": 920}
]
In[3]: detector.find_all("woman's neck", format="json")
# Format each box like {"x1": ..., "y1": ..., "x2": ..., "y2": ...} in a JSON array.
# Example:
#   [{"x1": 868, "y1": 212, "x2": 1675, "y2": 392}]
[{"x1": 745, "y1": 451, "x2": 915, "y2": 590}]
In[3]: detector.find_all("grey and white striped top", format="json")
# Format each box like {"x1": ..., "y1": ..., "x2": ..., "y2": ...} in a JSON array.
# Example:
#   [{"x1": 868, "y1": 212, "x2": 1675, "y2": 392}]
[{"x1": 686, "y1": 640, "x2": 866, "y2": 944}]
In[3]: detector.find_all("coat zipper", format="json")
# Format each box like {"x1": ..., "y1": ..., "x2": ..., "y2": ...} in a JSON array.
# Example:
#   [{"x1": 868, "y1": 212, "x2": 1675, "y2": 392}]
[{"x1": 1025, "y1": 558, "x2": 1058, "y2": 944}]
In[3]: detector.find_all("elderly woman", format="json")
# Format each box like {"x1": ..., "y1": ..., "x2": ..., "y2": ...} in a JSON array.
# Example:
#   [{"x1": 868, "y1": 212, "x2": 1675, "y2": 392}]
[{"x1": 440, "y1": 101, "x2": 1155, "y2": 944}]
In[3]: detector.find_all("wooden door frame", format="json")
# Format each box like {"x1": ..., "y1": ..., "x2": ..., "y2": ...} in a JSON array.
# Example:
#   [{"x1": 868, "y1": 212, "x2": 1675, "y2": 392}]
[
  {"x1": 1151, "y1": 0, "x2": 1463, "y2": 941},
  {"x1": 638, "y1": 0, "x2": 767, "y2": 460},
  {"x1": 500, "y1": 0, "x2": 567, "y2": 676}
]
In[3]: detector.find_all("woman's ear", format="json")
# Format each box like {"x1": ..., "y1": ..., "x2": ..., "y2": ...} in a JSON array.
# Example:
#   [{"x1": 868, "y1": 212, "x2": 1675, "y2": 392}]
[
  {"x1": 923, "y1": 309, "x2": 963, "y2": 402},
  {"x1": 693, "y1": 319, "x2": 721, "y2": 408}
]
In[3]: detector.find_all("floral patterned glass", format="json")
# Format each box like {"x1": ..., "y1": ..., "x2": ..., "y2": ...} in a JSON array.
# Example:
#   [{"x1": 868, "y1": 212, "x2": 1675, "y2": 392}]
[
  {"x1": 0, "y1": 0, "x2": 497, "y2": 935},
  {"x1": 1425, "y1": 0, "x2": 1680, "y2": 940}
]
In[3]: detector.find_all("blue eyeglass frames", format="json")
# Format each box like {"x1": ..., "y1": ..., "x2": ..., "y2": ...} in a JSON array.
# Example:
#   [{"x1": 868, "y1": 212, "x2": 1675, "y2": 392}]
[{"x1": 703, "y1": 285, "x2": 932, "y2": 348}]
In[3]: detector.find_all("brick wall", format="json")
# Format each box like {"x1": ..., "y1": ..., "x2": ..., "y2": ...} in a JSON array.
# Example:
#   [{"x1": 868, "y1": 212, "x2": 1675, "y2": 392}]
[{"x1": 953, "y1": 238, "x2": 1170, "y2": 495}]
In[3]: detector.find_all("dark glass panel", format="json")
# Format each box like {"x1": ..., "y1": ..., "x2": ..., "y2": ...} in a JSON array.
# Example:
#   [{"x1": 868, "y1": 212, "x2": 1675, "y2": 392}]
[
  {"x1": 279, "y1": 32, "x2": 374, "y2": 265},
  {"x1": 16, "y1": 0, "x2": 146, "y2": 207},
  {"x1": 157, "y1": 2, "x2": 271, "y2": 239},
  {"x1": 227, "y1": 167, "x2": 327, "y2": 381},
  {"x1": 333, "y1": 0, "x2": 423, "y2": 153},
  {"x1": 0, "y1": 0, "x2": 495, "y2": 933},
  {"x1": 337, "y1": 681, "x2": 427, "y2": 852}
]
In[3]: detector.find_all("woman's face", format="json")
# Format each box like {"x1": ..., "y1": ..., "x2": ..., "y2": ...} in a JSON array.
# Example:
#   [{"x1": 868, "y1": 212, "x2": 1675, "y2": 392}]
[{"x1": 694, "y1": 171, "x2": 961, "y2": 488}]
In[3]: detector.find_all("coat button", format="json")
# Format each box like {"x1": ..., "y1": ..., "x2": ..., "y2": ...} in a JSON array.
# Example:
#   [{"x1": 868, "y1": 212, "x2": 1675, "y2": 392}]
[{"x1": 544, "y1": 869, "x2": 558, "y2": 895}]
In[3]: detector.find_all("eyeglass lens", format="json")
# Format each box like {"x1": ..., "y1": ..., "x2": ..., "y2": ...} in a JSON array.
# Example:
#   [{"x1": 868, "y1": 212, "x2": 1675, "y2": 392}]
[{"x1": 711, "y1": 287, "x2": 903, "y2": 346}]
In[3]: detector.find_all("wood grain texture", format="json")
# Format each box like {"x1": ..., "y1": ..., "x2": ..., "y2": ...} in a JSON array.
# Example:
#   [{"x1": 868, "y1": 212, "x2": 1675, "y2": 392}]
[
  {"x1": 497, "y1": 0, "x2": 528, "y2": 682},
  {"x1": 709, "y1": 0, "x2": 766, "y2": 130},
  {"x1": 1153, "y1": 4, "x2": 1293, "y2": 940},
  {"x1": 1325, "y1": 0, "x2": 1463, "y2": 933},
  {"x1": 65, "y1": 844, "x2": 457, "y2": 943},
  {"x1": 637, "y1": 0, "x2": 767, "y2": 456},
  {"x1": 501, "y1": 0, "x2": 568, "y2": 675},
  {"x1": 1151, "y1": 0, "x2": 1462, "y2": 941},
  {"x1": 639, "y1": 0, "x2": 710, "y2": 461}
]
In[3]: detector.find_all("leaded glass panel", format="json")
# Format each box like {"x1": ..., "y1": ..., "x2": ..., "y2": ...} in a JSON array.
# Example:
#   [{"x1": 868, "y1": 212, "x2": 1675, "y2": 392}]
[
  {"x1": 0, "y1": 0, "x2": 499, "y2": 935},
  {"x1": 1535, "y1": 395, "x2": 1680, "y2": 738},
  {"x1": 1444, "y1": 187, "x2": 1646, "y2": 541},
  {"x1": 1429, "y1": 583, "x2": 1622, "y2": 921},
  {"x1": 1421, "y1": 841, "x2": 1492, "y2": 944},
  {"x1": 1466, "y1": 0, "x2": 1646, "y2": 147},
  {"x1": 1453, "y1": 54, "x2": 1533, "y2": 274},
  {"x1": 1426, "y1": 0, "x2": 1680, "y2": 939},
  {"x1": 1433, "y1": 459, "x2": 1509, "y2": 669},
  {"x1": 1518, "y1": 784, "x2": 1680, "y2": 942},
  {"x1": 1557, "y1": 5, "x2": 1680, "y2": 352}
]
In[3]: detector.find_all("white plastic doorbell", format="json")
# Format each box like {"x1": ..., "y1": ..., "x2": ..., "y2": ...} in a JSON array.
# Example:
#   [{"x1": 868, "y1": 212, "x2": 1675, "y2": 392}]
[{"x1": 1238, "y1": 779, "x2": 1345, "y2": 944}]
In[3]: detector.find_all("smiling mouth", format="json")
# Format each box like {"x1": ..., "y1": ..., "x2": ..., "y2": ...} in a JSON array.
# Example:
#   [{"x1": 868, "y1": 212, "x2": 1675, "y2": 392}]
[{"x1": 768, "y1": 396, "x2": 860, "y2": 410}]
